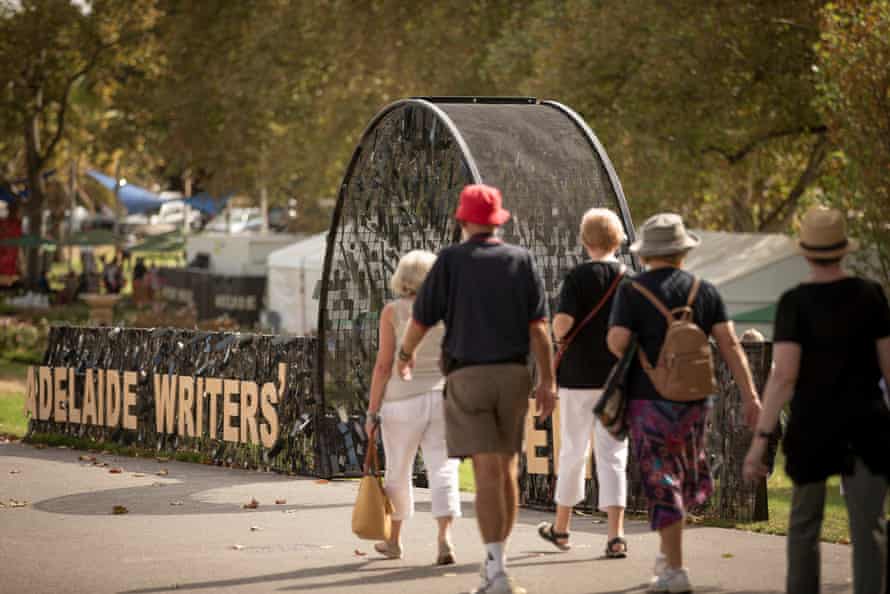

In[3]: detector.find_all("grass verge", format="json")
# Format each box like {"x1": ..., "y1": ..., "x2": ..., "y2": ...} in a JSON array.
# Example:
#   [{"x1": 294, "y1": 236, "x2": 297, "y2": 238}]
[{"x1": 0, "y1": 391, "x2": 27, "y2": 437}]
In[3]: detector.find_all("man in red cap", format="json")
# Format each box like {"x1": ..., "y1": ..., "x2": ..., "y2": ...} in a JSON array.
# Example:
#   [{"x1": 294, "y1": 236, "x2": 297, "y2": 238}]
[{"x1": 398, "y1": 184, "x2": 556, "y2": 594}]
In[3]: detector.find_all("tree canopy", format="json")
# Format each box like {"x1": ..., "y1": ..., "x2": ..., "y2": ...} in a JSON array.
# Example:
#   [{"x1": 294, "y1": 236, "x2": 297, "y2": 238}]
[{"x1": 1, "y1": 0, "x2": 888, "y2": 284}]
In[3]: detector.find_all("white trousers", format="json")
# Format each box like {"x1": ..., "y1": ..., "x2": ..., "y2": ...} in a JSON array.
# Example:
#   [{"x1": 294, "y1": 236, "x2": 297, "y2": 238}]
[
  {"x1": 380, "y1": 390, "x2": 462, "y2": 521},
  {"x1": 554, "y1": 387, "x2": 629, "y2": 510}
]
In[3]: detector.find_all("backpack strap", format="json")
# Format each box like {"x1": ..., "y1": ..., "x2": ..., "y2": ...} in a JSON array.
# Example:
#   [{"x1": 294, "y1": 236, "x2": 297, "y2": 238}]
[
  {"x1": 671, "y1": 276, "x2": 702, "y2": 322},
  {"x1": 629, "y1": 281, "x2": 673, "y2": 372},
  {"x1": 630, "y1": 281, "x2": 673, "y2": 323}
]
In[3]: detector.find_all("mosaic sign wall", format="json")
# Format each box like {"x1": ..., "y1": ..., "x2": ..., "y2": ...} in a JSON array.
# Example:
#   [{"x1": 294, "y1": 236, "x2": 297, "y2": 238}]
[{"x1": 27, "y1": 326, "x2": 319, "y2": 474}]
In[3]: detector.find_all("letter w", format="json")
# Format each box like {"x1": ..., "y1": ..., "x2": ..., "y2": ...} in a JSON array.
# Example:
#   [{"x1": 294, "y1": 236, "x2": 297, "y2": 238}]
[{"x1": 154, "y1": 374, "x2": 178, "y2": 434}]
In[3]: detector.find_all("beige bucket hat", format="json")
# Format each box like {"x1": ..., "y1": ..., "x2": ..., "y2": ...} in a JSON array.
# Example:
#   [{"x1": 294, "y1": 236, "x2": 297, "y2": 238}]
[
  {"x1": 797, "y1": 205, "x2": 859, "y2": 259},
  {"x1": 629, "y1": 213, "x2": 700, "y2": 258}
]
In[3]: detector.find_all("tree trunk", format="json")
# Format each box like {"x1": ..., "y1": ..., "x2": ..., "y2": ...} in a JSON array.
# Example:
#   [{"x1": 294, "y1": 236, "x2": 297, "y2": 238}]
[{"x1": 23, "y1": 113, "x2": 46, "y2": 289}]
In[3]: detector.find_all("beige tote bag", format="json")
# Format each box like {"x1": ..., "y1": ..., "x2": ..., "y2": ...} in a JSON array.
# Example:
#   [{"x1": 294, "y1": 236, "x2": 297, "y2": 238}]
[{"x1": 351, "y1": 428, "x2": 392, "y2": 541}]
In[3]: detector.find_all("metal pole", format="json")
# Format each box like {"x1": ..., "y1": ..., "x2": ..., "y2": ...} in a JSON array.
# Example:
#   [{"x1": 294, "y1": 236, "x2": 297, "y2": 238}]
[
  {"x1": 260, "y1": 185, "x2": 269, "y2": 234},
  {"x1": 183, "y1": 170, "x2": 192, "y2": 236},
  {"x1": 67, "y1": 159, "x2": 77, "y2": 273}
]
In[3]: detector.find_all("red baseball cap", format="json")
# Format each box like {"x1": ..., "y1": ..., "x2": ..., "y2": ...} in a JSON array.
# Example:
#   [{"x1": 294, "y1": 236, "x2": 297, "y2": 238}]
[{"x1": 454, "y1": 184, "x2": 511, "y2": 226}]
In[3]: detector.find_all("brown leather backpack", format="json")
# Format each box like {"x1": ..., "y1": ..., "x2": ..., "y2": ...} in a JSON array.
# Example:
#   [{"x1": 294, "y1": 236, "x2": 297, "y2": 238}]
[{"x1": 631, "y1": 277, "x2": 717, "y2": 402}]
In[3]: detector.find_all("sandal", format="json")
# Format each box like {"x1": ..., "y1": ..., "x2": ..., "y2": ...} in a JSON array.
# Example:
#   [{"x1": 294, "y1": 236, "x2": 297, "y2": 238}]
[
  {"x1": 436, "y1": 541, "x2": 456, "y2": 566},
  {"x1": 374, "y1": 540, "x2": 403, "y2": 559},
  {"x1": 605, "y1": 536, "x2": 627, "y2": 559},
  {"x1": 537, "y1": 521, "x2": 571, "y2": 551}
]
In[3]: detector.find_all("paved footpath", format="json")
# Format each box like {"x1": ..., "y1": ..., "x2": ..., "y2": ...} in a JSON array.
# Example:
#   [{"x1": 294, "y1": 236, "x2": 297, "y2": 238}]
[{"x1": 1, "y1": 441, "x2": 854, "y2": 594}]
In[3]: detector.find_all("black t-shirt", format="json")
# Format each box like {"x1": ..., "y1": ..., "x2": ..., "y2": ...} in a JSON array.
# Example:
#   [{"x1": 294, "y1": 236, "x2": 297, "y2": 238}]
[
  {"x1": 556, "y1": 261, "x2": 622, "y2": 388},
  {"x1": 774, "y1": 277, "x2": 890, "y2": 483},
  {"x1": 609, "y1": 267, "x2": 728, "y2": 402},
  {"x1": 413, "y1": 234, "x2": 548, "y2": 363}
]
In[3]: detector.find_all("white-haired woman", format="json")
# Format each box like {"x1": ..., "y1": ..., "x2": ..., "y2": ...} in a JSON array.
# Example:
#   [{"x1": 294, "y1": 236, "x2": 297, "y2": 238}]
[
  {"x1": 537, "y1": 208, "x2": 630, "y2": 558},
  {"x1": 365, "y1": 249, "x2": 461, "y2": 565}
]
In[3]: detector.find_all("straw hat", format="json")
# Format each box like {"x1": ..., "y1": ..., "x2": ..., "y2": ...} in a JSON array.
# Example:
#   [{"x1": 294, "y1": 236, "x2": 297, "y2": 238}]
[
  {"x1": 629, "y1": 213, "x2": 700, "y2": 257},
  {"x1": 796, "y1": 205, "x2": 859, "y2": 259}
]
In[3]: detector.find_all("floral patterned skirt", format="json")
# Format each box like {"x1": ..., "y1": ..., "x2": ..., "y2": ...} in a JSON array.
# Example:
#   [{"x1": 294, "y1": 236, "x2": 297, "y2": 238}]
[{"x1": 627, "y1": 398, "x2": 714, "y2": 531}]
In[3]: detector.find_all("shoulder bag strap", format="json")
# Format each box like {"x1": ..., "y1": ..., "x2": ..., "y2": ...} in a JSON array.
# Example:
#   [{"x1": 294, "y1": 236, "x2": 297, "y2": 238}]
[
  {"x1": 555, "y1": 268, "x2": 625, "y2": 370},
  {"x1": 363, "y1": 427, "x2": 380, "y2": 476}
]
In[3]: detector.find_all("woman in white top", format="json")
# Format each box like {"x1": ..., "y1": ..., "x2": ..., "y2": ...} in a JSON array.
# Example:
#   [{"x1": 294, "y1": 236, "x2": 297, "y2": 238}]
[{"x1": 364, "y1": 250, "x2": 461, "y2": 565}]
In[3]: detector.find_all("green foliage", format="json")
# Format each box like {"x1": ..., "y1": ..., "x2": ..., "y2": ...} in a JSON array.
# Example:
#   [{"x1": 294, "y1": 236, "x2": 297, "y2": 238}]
[
  {"x1": 0, "y1": 317, "x2": 49, "y2": 364},
  {"x1": 816, "y1": 0, "x2": 890, "y2": 286},
  {"x1": 1, "y1": 0, "x2": 888, "y2": 264}
]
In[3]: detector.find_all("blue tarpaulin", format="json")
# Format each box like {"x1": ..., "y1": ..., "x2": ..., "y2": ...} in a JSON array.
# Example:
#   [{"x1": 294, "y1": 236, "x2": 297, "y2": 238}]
[
  {"x1": 185, "y1": 192, "x2": 232, "y2": 216},
  {"x1": 87, "y1": 170, "x2": 170, "y2": 214},
  {"x1": 0, "y1": 169, "x2": 56, "y2": 203}
]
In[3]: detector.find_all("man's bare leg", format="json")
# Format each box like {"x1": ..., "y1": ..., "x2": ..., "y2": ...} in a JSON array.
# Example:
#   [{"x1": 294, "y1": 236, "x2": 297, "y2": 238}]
[
  {"x1": 473, "y1": 452, "x2": 512, "y2": 583},
  {"x1": 501, "y1": 453, "x2": 519, "y2": 541},
  {"x1": 472, "y1": 453, "x2": 507, "y2": 542}
]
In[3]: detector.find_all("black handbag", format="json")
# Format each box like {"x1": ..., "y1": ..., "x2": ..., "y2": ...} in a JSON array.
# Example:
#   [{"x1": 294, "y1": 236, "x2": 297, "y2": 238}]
[{"x1": 594, "y1": 337, "x2": 637, "y2": 440}]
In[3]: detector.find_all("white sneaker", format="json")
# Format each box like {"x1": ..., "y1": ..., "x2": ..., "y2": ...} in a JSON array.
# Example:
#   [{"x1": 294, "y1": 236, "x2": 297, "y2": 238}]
[
  {"x1": 650, "y1": 553, "x2": 668, "y2": 585},
  {"x1": 471, "y1": 571, "x2": 527, "y2": 594},
  {"x1": 649, "y1": 567, "x2": 692, "y2": 593}
]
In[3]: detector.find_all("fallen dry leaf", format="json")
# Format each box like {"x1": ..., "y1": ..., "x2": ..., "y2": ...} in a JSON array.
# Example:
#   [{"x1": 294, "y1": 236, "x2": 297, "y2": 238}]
[
  {"x1": 314, "y1": 479, "x2": 329, "y2": 485},
  {"x1": 9, "y1": 469, "x2": 20, "y2": 474},
  {"x1": 721, "y1": 553, "x2": 734, "y2": 559},
  {"x1": 170, "y1": 500, "x2": 184, "y2": 506},
  {"x1": 157, "y1": 469, "x2": 169, "y2": 476},
  {"x1": 156, "y1": 456, "x2": 170, "y2": 463},
  {"x1": 78, "y1": 455, "x2": 97, "y2": 463},
  {"x1": 837, "y1": 537, "x2": 851, "y2": 545},
  {"x1": 275, "y1": 499, "x2": 287, "y2": 505},
  {"x1": 243, "y1": 498, "x2": 259, "y2": 510},
  {"x1": 250, "y1": 525, "x2": 262, "y2": 532},
  {"x1": 109, "y1": 467, "x2": 123, "y2": 474},
  {"x1": 7, "y1": 499, "x2": 28, "y2": 508},
  {"x1": 231, "y1": 544, "x2": 245, "y2": 551},
  {"x1": 111, "y1": 505, "x2": 128, "y2": 515},
  {"x1": 284, "y1": 509, "x2": 298, "y2": 514},
  {"x1": 132, "y1": 473, "x2": 145, "y2": 478},
  {"x1": 354, "y1": 549, "x2": 367, "y2": 556}
]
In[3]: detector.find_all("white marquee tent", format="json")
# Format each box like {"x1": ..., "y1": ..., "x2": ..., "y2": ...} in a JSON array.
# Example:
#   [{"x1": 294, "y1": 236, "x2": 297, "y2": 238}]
[
  {"x1": 685, "y1": 230, "x2": 809, "y2": 339},
  {"x1": 266, "y1": 233, "x2": 327, "y2": 335}
]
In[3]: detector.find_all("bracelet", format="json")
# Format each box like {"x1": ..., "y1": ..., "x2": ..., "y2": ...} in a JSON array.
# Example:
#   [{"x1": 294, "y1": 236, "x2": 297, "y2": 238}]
[
  {"x1": 367, "y1": 411, "x2": 381, "y2": 424},
  {"x1": 397, "y1": 347, "x2": 412, "y2": 362}
]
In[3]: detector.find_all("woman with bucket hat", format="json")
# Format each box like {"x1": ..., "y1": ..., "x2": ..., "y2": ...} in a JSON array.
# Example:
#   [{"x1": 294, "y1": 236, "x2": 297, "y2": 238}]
[
  {"x1": 744, "y1": 205, "x2": 890, "y2": 594},
  {"x1": 607, "y1": 213, "x2": 762, "y2": 593}
]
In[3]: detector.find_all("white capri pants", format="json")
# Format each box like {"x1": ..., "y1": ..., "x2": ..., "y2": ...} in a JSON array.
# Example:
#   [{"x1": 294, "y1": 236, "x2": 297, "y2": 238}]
[
  {"x1": 554, "y1": 387, "x2": 629, "y2": 510},
  {"x1": 380, "y1": 389, "x2": 462, "y2": 521}
]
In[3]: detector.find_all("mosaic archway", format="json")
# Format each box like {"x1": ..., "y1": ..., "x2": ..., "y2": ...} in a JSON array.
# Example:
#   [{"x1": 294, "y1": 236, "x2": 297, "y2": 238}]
[{"x1": 316, "y1": 97, "x2": 635, "y2": 477}]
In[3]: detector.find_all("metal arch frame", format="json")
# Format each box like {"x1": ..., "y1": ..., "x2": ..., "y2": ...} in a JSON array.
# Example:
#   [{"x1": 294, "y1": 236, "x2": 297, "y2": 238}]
[
  {"x1": 540, "y1": 100, "x2": 640, "y2": 268},
  {"x1": 315, "y1": 98, "x2": 483, "y2": 408}
]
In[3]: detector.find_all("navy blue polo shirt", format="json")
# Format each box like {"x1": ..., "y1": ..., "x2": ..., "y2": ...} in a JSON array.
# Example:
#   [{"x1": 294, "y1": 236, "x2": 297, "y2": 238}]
[{"x1": 413, "y1": 234, "x2": 548, "y2": 363}]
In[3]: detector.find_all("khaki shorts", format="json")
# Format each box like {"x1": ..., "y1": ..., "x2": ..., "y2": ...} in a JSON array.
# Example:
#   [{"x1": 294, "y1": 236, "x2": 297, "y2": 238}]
[{"x1": 444, "y1": 363, "x2": 532, "y2": 458}]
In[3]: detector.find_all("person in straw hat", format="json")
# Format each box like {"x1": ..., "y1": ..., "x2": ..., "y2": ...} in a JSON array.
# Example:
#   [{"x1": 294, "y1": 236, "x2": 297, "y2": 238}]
[
  {"x1": 607, "y1": 212, "x2": 762, "y2": 593},
  {"x1": 744, "y1": 205, "x2": 890, "y2": 594}
]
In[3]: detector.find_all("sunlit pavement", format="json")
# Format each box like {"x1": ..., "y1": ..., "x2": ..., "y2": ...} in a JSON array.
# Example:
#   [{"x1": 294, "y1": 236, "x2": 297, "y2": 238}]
[{"x1": 1, "y1": 441, "x2": 853, "y2": 594}]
